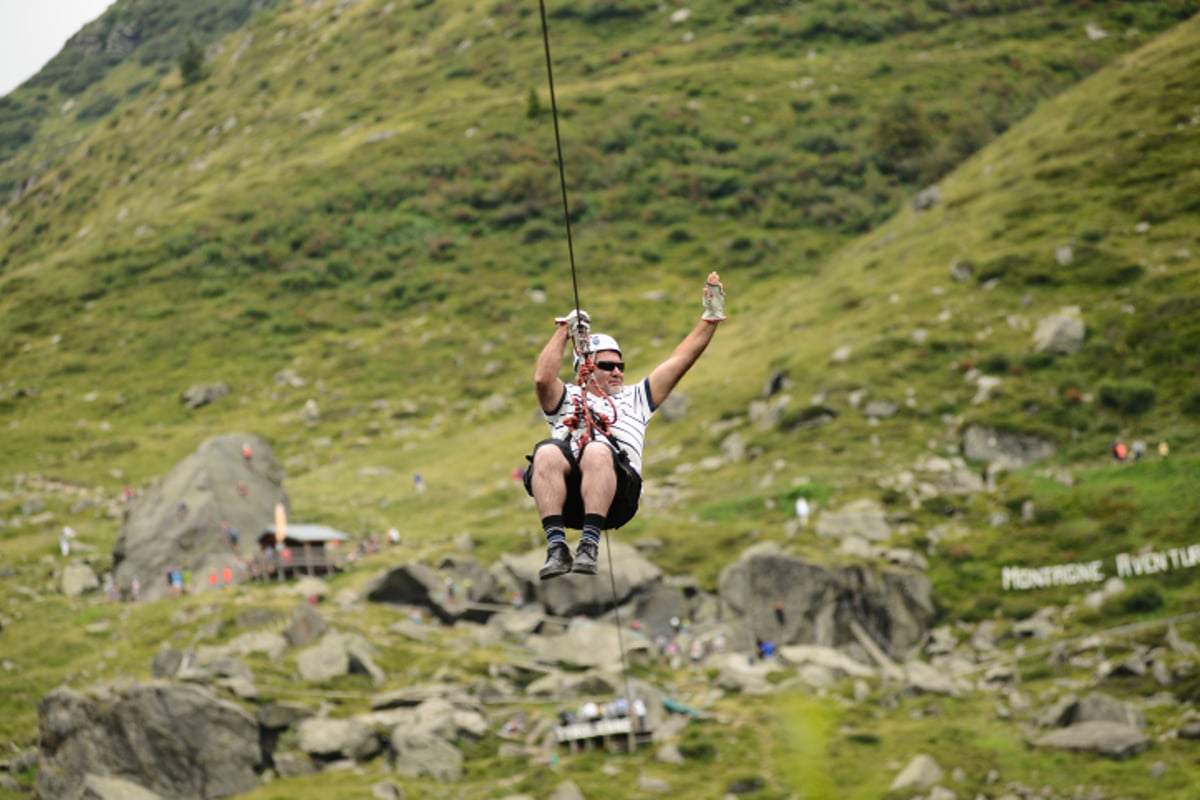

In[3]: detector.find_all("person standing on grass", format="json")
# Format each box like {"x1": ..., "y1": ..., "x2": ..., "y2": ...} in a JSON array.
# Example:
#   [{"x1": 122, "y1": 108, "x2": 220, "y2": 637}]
[{"x1": 524, "y1": 272, "x2": 727, "y2": 579}]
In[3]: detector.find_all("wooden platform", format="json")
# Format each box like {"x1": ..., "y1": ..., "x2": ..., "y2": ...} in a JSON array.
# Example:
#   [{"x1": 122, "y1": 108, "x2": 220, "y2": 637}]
[{"x1": 554, "y1": 717, "x2": 653, "y2": 752}]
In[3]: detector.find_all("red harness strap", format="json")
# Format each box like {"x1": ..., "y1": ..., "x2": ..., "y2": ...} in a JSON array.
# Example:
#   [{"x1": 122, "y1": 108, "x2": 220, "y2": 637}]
[{"x1": 562, "y1": 358, "x2": 618, "y2": 448}]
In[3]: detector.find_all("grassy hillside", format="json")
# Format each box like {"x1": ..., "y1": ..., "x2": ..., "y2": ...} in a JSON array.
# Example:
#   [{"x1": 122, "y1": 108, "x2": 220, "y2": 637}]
[{"x1": 2, "y1": 1, "x2": 1200, "y2": 798}]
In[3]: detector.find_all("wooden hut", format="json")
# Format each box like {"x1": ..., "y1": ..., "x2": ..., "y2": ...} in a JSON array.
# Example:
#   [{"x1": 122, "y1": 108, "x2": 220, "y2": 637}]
[{"x1": 257, "y1": 523, "x2": 350, "y2": 578}]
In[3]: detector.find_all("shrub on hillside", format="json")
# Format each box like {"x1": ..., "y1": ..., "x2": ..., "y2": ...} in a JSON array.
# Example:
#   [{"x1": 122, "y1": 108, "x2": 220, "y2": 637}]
[
  {"x1": 76, "y1": 93, "x2": 120, "y2": 121},
  {"x1": 1185, "y1": 389, "x2": 1200, "y2": 417},
  {"x1": 1097, "y1": 379, "x2": 1157, "y2": 417},
  {"x1": 1105, "y1": 583, "x2": 1164, "y2": 615},
  {"x1": 179, "y1": 39, "x2": 206, "y2": 85},
  {"x1": 873, "y1": 98, "x2": 934, "y2": 182}
]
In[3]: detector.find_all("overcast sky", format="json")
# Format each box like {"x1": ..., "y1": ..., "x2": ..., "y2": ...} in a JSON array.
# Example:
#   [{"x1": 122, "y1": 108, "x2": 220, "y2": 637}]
[{"x1": 0, "y1": 0, "x2": 116, "y2": 97}]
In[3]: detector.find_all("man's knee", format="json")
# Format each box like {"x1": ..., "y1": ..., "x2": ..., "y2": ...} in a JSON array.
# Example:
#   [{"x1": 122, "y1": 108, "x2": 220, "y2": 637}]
[
  {"x1": 579, "y1": 442, "x2": 615, "y2": 469},
  {"x1": 532, "y1": 441, "x2": 571, "y2": 471}
]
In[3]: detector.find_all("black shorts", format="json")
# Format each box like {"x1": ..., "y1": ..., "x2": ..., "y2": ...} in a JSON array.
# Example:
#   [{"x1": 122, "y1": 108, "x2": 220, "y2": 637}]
[{"x1": 522, "y1": 438, "x2": 642, "y2": 530}]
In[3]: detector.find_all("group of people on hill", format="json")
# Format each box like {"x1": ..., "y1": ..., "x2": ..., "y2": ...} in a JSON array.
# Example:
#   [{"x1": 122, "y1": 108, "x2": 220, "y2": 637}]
[{"x1": 1112, "y1": 439, "x2": 1169, "y2": 463}]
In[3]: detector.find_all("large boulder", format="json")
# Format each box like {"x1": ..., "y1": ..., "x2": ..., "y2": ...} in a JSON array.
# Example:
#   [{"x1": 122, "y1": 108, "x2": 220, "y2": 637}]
[
  {"x1": 112, "y1": 433, "x2": 288, "y2": 602},
  {"x1": 718, "y1": 543, "x2": 934, "y2": 656},
  {"x1": 526, "y1": 617, "x2": 653, "y2": 669},
  {"x1": 961, "y1": 423, "x2": 1057, "y2": 469},
  {"x1": 390, "y1": 731, "x2": 463, "y2": 781},
  {"x1": 295, "y1": 718, "x2": 380, "y2": 761},
  {"x1": 296, "y1": 630, "x2": 385, "y2": 685},
  {"x1": 35, "y1": 682, "x2": 261, "y2": 800},
  {"x1": 360, "y1": 557, "x2": 501, "y2": 623},
  {"x1": 1033, "y1": 721, "x2": 1149, "y2": 759},
  {"x1": 499, "y1": 542, "x2": 663, "y2": 618}
]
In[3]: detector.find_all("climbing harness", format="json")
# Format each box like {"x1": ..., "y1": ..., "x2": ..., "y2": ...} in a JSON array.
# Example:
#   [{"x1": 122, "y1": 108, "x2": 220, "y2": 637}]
[{"x1": 537, "y1": 0, "x2": 637, "y2": 747}]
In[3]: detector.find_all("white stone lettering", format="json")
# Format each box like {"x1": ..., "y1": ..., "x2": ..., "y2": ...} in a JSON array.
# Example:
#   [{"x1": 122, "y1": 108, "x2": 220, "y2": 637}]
[{"x1": 1002, "y1": 560, "x2": 1105, "y2": 591}]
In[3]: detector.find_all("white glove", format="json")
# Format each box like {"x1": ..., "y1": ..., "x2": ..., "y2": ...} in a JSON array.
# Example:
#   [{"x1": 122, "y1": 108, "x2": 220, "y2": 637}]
[
  {"x1": 702, "y1": 272, "x2": 726, "y2": 322},
  {"x1": 555, "y1": 309, "x2": 591, "y2": 338}
]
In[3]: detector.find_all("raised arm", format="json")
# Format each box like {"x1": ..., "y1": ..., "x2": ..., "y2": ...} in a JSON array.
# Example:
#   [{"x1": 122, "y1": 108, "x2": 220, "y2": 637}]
[
  {"x1": 534, "y1": 323, "x2": 570, "y2": 413},
  {"x1": 647, "y1": 272, "x2": 726, "y2": 406}
]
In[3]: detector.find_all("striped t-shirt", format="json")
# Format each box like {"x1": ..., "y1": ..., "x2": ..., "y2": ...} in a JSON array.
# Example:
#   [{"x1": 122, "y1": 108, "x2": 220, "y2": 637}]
[{"x1": 544, "y1": 378, "x2": 656, "y2": 476}]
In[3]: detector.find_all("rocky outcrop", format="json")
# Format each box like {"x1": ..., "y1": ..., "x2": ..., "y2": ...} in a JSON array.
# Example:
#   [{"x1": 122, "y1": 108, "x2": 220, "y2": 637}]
[
  {"x1": 718, "y1": 543, "x2": 934, "y2": 656},
  {"x1": 112, "y1": 433, "x2": 287, "y2": 602},
  {"x1": 498, "y1": 542, "x2": 663, "y2": 618},
  {"x1": 361, "y1": 557, "x2": 502, "y2": 623},
  {"x1": 36, "y1": 683, "x2": 261, "y2": 800},
  {"x1": 962, "y1": 423, "x2": 1057, "y2": 469}
]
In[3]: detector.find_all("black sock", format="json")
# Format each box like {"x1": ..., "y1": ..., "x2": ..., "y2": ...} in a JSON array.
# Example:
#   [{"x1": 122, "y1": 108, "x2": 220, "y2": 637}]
[
  {"x1": 581, "y1": 513, "x2": 605, "y2": 546},
  {"x1": 542, "y1": 515, "x2": 566, "y2": 546}
]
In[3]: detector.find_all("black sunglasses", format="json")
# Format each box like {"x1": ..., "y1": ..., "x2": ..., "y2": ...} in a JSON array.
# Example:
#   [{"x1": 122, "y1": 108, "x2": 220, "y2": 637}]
[{"x1": 595, "y1": 360, "x2": 625, "y2": 372}]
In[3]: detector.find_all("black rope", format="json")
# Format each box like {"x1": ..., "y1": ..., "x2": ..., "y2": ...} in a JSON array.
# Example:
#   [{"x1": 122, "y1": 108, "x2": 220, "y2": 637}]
[
  {"x1": 537, "y1": 0, "x2": 582, "y2": 317},
  {"x1": 603, "y1": 529, "x2": 639, "y2": 750},
  {"x1": 538, "y1": 3, "x2": 637, "y2": 749}
]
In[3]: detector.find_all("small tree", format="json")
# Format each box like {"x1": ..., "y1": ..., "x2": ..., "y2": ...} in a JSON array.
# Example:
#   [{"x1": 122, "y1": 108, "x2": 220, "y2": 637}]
[
  {"x1": 180, "y1": 38, "x2": 205, "y2": 85},
  {"x1": 526, "y1": 88, "x2": 541, "y2": 120},
  {"x1": 873, "y1": 97, "x2": 933, "y2": 182}
]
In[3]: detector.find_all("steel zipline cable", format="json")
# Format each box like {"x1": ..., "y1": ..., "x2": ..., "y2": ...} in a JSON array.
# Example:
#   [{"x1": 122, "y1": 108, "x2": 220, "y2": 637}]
[
  {"x1": 536, "y1": 0, "x2": 638, "y2": 746},
  {"x1": 537, "y1": 0, "x2": 583, "y2": 318}
]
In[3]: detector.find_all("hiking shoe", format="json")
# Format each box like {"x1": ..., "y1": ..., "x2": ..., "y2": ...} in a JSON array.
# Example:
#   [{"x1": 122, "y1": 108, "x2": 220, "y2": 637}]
[
  {"x1": 572, "y1": 540, "x2": 599, "y2": 575},
  {"x1": 538, "y1": 542, "x2": 573, "y2": 580}
]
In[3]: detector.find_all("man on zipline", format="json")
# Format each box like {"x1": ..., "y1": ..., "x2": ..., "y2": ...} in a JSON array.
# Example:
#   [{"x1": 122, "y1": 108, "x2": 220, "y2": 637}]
[{"x1": 524, "y1": 271, "x2": 727, "y2": 579}]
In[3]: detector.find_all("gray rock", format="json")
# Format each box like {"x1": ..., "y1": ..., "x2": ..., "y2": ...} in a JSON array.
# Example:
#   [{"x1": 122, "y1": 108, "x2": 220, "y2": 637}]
[
  {"x1": 637, "y1": 773, "x2": 673, "y2": 793},
  {"x1": 778, "y1": 645, "x2": 874, "y2": 679},
  {"x1": 656, "y1": 743, "x2": 685, "y2": 764},
  {"x1": 962, "y1": 424, "x2": 1057, "y2": 469},
  {"x1": 1032, "y1": 308, "x2": 1085, "y2": 354},
  {"x1": 889, "y1": 753, "x2": 943, "y2": 791},
  {"x1": 62, "y1": 562, "x2": 100, "y2": 597},
  {"x1": 21, "y1": 495, "x2": 46, "y2": 515},
  {"x1": 1167, "y1": 624, "x2": 1200, "y2": 656},
  {"x1": 371, "y1": 780, "x2": 407, "y2": 799},
  {"x1": 234, "y1": 607, "x2": 282, "y2": 629},
  {"x1": 272, "y1": 751, "x2": 317, "y2": 778},
  {"x1": 904, "y1": 660, "x2": 961, "y2": 696},
  {"x1": 527, "y1": 618, "x2": 652, "y2": 669},
  {"x1": 180, "y1": 383, "x2": 230, "y2": 409},
  {"x1": 390, "y1": 731, "x2": 463, "y2": 781},
  {"x1": 80, "y1": 774, "x2": 164, "y2": 800},
  {"x1": 297, "y1": 630, "x2": 384, "y2": 685},
  {"x1": 284, "y1": 602, "x2": 327, "y2": 648},
  {"x1": 112, "y1": 433, "x2": 288, "y2": 602},
  {"x1": 499, "y1": 542, "x2": 662, "y2": 619},
  {"x1": 362, "y1": 557, "x2": 500, "y2": 623},
  {"x1": 815, "y1": 499, "x2": 890, "y2": 541},
  {"x1": 1034, "y1": 721, "x2": 1149, "y2": 759},
  {"x1": 297, "y1": 717, "x2": 380, "y2": 761},
  {"x1": 863, "y1": 400, "x2": 901, "y2": 420},
  {"x1": 913, "y1": 185, "x2": 941, "y2": 210},
  {"x1": 371, "y1": 683, "x2": 474, "y2": 710},
  {"x1": 718, "y1": 543, "x2": 933, "y2": 656},
  {"x1": 547, "y1": 781, "x2": 585, "y2": 800},
  {"x1": 35, "y1": 682, "x2": 260, "y2": 800},
  {"x1": 258, "y1": 702, "x2": 315, "y2": 731}
]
